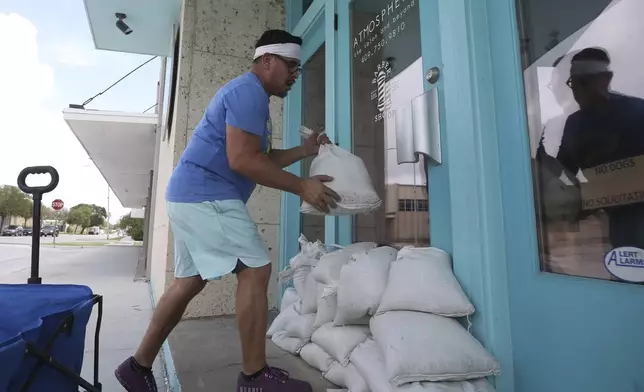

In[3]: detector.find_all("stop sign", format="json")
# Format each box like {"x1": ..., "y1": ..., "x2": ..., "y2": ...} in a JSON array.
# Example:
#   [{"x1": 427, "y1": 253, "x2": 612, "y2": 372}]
[{"x1": 52, "y1": 199, "x2": 64, "y2": 211}]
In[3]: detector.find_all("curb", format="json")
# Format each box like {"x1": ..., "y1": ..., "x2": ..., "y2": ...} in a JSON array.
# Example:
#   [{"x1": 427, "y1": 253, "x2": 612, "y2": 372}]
[{"x1": 148, "y1": 282, "x2": 182, "y2": 392}]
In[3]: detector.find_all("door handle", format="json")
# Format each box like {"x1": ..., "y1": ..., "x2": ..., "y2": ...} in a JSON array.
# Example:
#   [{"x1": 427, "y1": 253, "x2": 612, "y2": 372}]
[
  {"x1": 395, "y1": 88, "x2": 442, "y2": 166},
  {"x1": 426, "y1": 66, "x2": 441, "y2": 84}
]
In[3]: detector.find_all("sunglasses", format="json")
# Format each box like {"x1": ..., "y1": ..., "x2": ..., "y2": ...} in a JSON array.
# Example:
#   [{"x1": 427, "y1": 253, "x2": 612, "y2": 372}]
[{"x1": 272, "y1": 54, "x2": 302, "y2": 74}]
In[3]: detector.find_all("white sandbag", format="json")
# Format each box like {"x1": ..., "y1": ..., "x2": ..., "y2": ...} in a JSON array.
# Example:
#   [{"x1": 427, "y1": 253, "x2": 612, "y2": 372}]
[
  {"x1": 352, "y1": 339, "x2": 498, "y2": 392},
  {"x1": 300, "y1": 343, "x2": 336, "y2": 373},
  {"x1": 370, "y1": 312, "x2": 500, "y2": 385},
  {"x1": 291, "y1": 265, "x2": 312, "y2": 300},
  {"x1": 279, "y1": 234, "x2": 328, "y2": 298},
  {"x1": 301, "y1": 274, "x2": 322, "y2": 314},
  {"x1": 377, "y1": 247, "x2": 475, "y2": 317},
  {"x1": 314, "y1": 285, "x2": 338, "y2": 329},
  {"x1": 271, "y1": 331, "x2": 306, "y2": 355},
  {"x1": 311, "y1": 323, "x2": 370, "y2": 366},
  {"x1": 291, "y1": 234, "x2": 328, "y2": 269},
  {"x1": 350, "y1": 338, "x2": 392, "y2": 392},
  {"x1": 324, "y1": 362, "x2": 369, "y2": 392},
  {"x1": 300, "y1": 143, "x2": 382, "y2": 216},
  {"x1": 281, "y1": 287, "x2": 300, "y2": 310},
  {"x1": 267, "y1": 303, "x2": 299, "y2": 337},
  {"x1": 333, "y1": 316, "x2": 370, "y2": 327},
  {"x1": 312, "y1": 243, "x2": 378, "y2": 285},
  {"x1": 396, "y1": 379, "x2": 496, "y2": 392},
  {"x1": 335, "y1": 247, "x2": 397, "y2": 325},
  {"x1": 284, "y1": 313, "x2": 317, "y2": 341}
]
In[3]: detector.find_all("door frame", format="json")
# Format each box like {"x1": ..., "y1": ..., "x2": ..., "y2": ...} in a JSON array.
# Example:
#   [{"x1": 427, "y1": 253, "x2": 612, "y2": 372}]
[
  {"x1": 422, "y1": 1, "x2": 516, "y2": 389},
  {"x1": 282, "y1": 2, "x2": 517, "y2": 389},
  {"x1": 280, "y1": 0, "x2": 337, "y2": 298}
]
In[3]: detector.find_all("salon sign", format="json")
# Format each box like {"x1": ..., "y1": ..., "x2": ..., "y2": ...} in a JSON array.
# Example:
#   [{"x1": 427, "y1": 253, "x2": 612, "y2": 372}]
[{"x1": 604, "y1": 247, "x2": 644, "y2": 283}]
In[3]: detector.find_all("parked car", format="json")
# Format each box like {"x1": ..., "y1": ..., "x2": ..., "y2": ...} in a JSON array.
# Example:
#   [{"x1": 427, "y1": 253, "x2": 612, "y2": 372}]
[
  {"x1": 1, "y1": 225, "x2": 23, "y2": 236},
  {"x1": 40, "y1": 225, "x2": 59, "y2": 237},
  {"x1": 88, "y1": 226, "x2": 101, "y2": 235},
  {"x1": 22, "y1": 227, "x2": 33, "y2": 236}
]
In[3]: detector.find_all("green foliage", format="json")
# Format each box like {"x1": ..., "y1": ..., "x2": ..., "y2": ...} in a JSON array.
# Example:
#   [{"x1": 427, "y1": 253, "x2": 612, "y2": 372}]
[
  {"x1": 67, "y1": 205, "x2": 92, "y2": 230},
  {"x1": 67, "y1": 203, "x2": 107, "y2": 231},
  {"x1": 0, "y1": 185, "x2": 28, "y2": 217},
  {"x1": 0, "y1": 185, "x2": 32, "y2": 226},
  {"x1": 118, "y1": 212, "x2": 144, "y2": 241}
]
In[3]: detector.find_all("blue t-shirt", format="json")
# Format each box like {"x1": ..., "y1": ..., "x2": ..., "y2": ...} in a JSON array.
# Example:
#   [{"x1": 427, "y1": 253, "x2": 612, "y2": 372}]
[{"x1": 166, "y1": 72, "x2": 273, "y2": 203}]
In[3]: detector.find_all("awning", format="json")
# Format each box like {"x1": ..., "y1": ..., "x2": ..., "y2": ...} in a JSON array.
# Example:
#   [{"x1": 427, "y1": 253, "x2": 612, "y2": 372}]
[
  {"x1": 63, "y1": 108, "x2": 157, "y2": 208},
  {"x1": 83, "y1": 0, "x2": 180, "y2": 56}
]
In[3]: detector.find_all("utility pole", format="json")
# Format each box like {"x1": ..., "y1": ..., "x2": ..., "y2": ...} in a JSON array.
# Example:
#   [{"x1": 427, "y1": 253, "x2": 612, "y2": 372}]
[{"x1": 107, "y1": 185, "x2": 110, "y2": 240}]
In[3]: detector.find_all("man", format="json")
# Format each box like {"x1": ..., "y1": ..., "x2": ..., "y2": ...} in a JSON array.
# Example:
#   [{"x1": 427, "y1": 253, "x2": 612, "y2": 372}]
[
  {"x1": 115, "y1": 29, "x2": 340, "y2": 392},
  {"x1": 555, "y1": 47, "x2": 644, "y2": 249}
]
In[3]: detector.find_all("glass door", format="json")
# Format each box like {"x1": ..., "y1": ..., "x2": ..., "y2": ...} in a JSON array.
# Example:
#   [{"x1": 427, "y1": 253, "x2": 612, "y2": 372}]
[
  {"x1": 346, "y1": 0, "x2": 431, "y2": 248},
  {"x1": 280, "y1": 0, "x2": 336, "y2": 280}
]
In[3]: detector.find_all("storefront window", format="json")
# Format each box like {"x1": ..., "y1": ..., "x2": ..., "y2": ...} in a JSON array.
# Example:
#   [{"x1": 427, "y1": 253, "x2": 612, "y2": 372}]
[
  {"x1": 301, "y1": 44, "x2": 326, "y2": 242},
  {"x1": 515, "y1": 0, "x2": 644, "y2": 282},
  {"x1": 349, "y1": 0, "x2": 429, "y2": 247}
]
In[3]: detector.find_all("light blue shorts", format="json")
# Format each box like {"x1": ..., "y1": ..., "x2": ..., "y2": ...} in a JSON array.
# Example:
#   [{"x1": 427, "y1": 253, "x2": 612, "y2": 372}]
[{"x1": 166, "y1": 200, "x2": 271, "y2": 281}]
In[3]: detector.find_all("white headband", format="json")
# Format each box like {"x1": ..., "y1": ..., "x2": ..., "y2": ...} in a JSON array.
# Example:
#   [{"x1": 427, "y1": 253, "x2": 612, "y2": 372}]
[
  {"x1": 570, "y1": 60, "x2": 611, "y2": 76},
  {"x1": 253, "y1": 43, "x2": 301, "y2": 61}
]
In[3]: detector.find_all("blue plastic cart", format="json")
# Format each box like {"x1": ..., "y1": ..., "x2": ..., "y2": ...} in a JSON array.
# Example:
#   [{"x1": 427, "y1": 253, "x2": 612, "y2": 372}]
[{"x1": 0, "y1": 166, "x2": 104, "y2": 392}]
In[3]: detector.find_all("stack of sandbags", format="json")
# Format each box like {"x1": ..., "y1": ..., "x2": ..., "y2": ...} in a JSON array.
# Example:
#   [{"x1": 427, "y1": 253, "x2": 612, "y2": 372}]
[
  {"x1": 309, "y1": 245, "x2": 394, "y2": 390},
  {"x1": 333, "y1": 246, "x2": 398, "y2": 325},
  {"x1": 269, "y1": 239, "x2": 376, "y2": 359},
  {"x1": 360, "y1": 247, "x2": 500, "y2": 391},
  {"x1": 311, "y1": 242, "x2": 379, "y2": 328},
  {"x1": 294, "y1": 242, "x2": 379, "y2": 390},
  {"x1": 270, "y1": 235, "x2": 330, "y2": 354}
]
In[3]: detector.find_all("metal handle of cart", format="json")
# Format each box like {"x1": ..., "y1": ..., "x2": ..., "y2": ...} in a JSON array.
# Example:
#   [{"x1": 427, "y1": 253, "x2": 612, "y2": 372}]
[
  {"x1": 17, "y1": 166, "x2": 60, "y2": 285},
  {"x1": 16, "y1": 166, "x2": 103, "y2": 392}
]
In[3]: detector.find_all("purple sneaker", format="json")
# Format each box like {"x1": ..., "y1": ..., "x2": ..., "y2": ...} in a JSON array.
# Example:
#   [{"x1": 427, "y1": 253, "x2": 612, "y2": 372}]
[
  {"x1": 114, "y1": 357, "x2": 159, "y2": 392},
  {"x1": 237, "y1": 366, "x2": 312, "y2": 392}
]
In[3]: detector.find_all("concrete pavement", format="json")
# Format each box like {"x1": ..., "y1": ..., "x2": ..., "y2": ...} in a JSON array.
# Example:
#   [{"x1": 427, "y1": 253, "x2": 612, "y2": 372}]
[
  {"x1": 169, "y1": 316, "x2": 335, "y2": 391},
  {"x1": 0, "y1": 233, "x2": 122, "y2": 246},
  {"x1": 0, "y1": 241, "x2": 166, "y2": 391}
]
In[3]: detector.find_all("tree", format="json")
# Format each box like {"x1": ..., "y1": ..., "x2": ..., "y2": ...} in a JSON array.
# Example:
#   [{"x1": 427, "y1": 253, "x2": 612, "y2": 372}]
[
  {"x1": 66, "y1": 203, "x2": 106, "y2": 233},
  {"x1": 18, "y1": 197, "x2": 33, "y2": 226},
  {"x1": 0, "y1": 185, "x2": 31, "y2": 228},
  {"x1": 41, "y1": 205, "x2": 56, "y2": 221},
  {"x1": 67, "y1": 204, "x2": 92, "y2": 233},
  {"x1": 119, "y1": 212, "x2": 144, "y2": 241}
]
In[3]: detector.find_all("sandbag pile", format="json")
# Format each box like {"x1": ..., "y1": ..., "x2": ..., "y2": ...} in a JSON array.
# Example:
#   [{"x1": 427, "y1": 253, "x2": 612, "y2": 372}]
[
  {"x1": 269, "y1": 240, "x2": 501, "y2": 392},
  {"x1": 269, "y1": 235, "x2": 332, "y2": 354}
]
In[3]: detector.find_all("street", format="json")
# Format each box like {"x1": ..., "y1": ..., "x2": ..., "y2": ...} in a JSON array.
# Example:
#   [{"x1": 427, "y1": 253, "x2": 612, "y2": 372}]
[
  {"x1": 0, "y1": 233, "x2": 127, "y2": 246},
  {"x1": 0, "y1": 240, "x2": 166, "y2": 391}
]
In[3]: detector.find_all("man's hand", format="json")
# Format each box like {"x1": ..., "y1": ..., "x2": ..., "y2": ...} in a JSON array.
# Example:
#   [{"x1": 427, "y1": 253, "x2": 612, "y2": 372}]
[
  {"x1": 298, "y1": 175, "x2": 341, "y2": 213},
  {"x1": 302, "y1": 127, "x2": 332, "y2": 157}
]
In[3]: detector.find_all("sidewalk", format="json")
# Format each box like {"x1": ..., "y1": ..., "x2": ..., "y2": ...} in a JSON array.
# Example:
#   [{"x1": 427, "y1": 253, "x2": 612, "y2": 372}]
[
  {"x1": 78, "y1": 245, "x2": 166, "y2": 391},
  {"x1": 168, "y1": 315, "x2": 334, "y2": 391}
]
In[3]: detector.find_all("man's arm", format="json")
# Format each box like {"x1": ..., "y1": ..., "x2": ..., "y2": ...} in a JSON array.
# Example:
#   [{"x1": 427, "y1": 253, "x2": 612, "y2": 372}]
[
  {"x1": 556, "y1": 116, "x2": 581, "y2": 180},
  {"x1": 268, "y1": 146, "x2": 308, "y2": 168},
  {"x1": 227, "y1": 125, "x2": 304, "y2": 194}
]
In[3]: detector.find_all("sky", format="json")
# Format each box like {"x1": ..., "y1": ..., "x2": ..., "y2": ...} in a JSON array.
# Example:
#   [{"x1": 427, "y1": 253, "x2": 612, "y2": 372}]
[{"x1": 0, "y1": 0, "x2": 160, "y2": 223}]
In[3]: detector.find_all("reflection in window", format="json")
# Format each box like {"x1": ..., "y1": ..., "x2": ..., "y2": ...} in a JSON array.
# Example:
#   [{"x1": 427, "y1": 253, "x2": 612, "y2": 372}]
[
  {"x1": 516, "y1": 0, "x2": 644, "y2": 282},
  {"x1": 303, "y1": 0, "x2": 314, "y2": 14},
  {"x1": 350, "y1": 0, "x2": 429, "y2": 247},
  {"x1": 300, "y1": 45, "x2": 326, "y2": 242}
]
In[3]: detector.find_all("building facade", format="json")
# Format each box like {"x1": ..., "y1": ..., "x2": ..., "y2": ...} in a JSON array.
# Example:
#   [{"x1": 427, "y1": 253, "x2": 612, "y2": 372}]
[{"x1": 66, "y1": 0, "x2": 644, "y2": 391}]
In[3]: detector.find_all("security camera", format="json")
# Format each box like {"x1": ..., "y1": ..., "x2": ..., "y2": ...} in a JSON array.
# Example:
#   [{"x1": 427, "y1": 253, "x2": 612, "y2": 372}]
[{"x1": 115, "y1": 13, "x2": 133, "y2": 35}]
